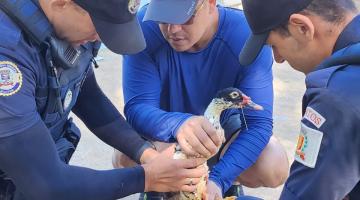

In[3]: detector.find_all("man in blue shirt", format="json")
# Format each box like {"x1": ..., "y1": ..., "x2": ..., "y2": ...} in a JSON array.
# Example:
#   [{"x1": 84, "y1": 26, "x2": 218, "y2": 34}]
[
  {"x1": 240, "y1": 0, "x2": 360, "y2": 199},
  {"x1": 0, "y1": 0, "x2": 208, "y2": 199},
  {"x1": 114, "y1": 0, "x2": 289, "y2": 199}
]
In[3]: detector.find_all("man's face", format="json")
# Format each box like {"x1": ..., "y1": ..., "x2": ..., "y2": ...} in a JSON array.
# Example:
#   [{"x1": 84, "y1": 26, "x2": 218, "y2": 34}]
[
  {"x1": 158, "y1": 0, "x2": 211, "y2": 52},
  {"x1": 265, "y1": 12, "x2": 338, "y2": 74},
  {"x1": 50, "y1": 0, "x2": 100, "y2": 46},
  {"x1": 267, "y1": 30, "x2": 323, "y2": 74}
]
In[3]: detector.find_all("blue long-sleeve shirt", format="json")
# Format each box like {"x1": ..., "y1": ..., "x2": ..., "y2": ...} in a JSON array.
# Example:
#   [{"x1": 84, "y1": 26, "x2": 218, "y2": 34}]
[{"x1": 123, "y1": 5, "x2": 274, "y2": 193}]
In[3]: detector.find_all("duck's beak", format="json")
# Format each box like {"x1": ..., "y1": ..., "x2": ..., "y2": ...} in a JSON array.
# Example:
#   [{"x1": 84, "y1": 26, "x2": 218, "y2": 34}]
[{"x1": 240, "y1": 94, "x2": 264, "y2": 110}]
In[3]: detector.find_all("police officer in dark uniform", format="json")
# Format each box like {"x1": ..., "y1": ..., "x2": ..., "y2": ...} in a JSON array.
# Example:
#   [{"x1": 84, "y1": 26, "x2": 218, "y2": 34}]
[
  {"x1": 239, "y1": 0, "x2": 360, "y2": 199},
  {"x1": 0, "y1": 0, "x2": 208, "y2": 199}
]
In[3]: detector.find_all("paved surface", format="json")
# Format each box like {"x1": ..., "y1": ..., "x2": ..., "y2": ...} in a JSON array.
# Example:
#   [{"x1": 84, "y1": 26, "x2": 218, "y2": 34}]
[{"x1": 70, "y1": 47, "x2": 306, "y2": 200}]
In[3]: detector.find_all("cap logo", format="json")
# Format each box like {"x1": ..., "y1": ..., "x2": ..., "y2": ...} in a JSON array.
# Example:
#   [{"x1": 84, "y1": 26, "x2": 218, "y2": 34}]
[{"x1": 128, "y1": 0, "x2": 140, "y2": 14}]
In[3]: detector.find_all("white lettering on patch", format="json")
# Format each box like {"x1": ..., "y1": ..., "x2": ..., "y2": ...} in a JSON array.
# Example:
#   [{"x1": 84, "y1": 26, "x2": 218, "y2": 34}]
[{"x1": 303, "y1": 107, "x2": 326, "y2": 128}]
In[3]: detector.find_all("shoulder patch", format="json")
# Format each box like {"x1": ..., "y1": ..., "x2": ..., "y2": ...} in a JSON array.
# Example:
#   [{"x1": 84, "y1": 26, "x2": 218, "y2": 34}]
[
  {"x1": 295, "y1": 123, "x2": 323, "y2": 168},
  {"x1": 303, "y1": 107, "x2": 326, "y2": 128},
  {"x1": 0, "y1": 61, "x2": 23, "y2": 96}
]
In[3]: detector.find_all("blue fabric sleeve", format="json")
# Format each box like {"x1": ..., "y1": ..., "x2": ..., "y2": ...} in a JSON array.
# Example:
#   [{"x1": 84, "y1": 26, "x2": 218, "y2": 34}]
[
  {"x1": 0, "y1": 53, "x2": 40, "y2": 138},
  {"x1": 0, "y1": 120, "x2": 145, "y2": 200},
  {"x1": 72, "y1": 71, "x2": 148, "y2": 162},
  {"x1": 209, "y1": 47, "x2": 274, "y2": 194},
  {"x1": 123, "y1": 52, "x2": 193, "y2": 142},
  {"x1": 280, "y1": 90, "x2": 360, "y2": 200}
]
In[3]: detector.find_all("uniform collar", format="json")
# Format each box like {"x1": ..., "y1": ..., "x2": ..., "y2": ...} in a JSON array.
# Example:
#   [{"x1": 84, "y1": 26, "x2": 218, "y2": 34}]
[{"x1": 333, "y1": 15, "x2": 360, "y2": 53}]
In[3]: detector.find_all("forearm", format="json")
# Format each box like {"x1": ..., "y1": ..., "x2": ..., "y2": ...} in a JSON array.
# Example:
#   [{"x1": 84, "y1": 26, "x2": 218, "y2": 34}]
[
  {"x1": 209, "y1": 117, "x2": 273, "y2": 194},
  {"x1": 71, "y1": 71, "x2": 153, "y2": 162},
  {"x1": 123, "y1": 53, "x2": 193, "y2": 142},
  {"x1": 0, "y1": 121, "x2": 145, "y2": 200},
  {"x1": 125, "y1": 103, "x2": 193, "y2": 142},
  {"x1": 91, "y1": 117, "x2": 150, "y2": 163},
  {"x1": 59, "y1": 165, "x2": 145, "y2": 200}
]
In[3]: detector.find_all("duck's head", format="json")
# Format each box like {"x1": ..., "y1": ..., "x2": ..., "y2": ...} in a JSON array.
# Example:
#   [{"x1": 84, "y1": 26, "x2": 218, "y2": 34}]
[{"x1": 215, "y1": 87, "x2": 263, "y2": 110}]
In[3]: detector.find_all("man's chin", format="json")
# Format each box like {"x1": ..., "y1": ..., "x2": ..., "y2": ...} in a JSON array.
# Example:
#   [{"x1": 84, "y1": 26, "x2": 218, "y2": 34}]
[{"x1": 170, "y1": 44, "x2": 190, "y2": 52}]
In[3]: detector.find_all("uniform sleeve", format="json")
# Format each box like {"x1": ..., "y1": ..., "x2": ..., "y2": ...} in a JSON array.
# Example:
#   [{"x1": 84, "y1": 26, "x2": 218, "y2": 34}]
[
  {"x1": 209, "y1": 47, "x2": 274, "y2": 193},
  {"x1": 0, "y1": 120, "x2": 145, "y2": 200},
  {"x1": 0, "y1": 53, "x2": 40, "y2": 137},
  {"x1": 280, "y1": 90, "x2": 360, "y2": 200},
  {"x1": 122, "y1": 52, "x2": 193, "y2": 142}
]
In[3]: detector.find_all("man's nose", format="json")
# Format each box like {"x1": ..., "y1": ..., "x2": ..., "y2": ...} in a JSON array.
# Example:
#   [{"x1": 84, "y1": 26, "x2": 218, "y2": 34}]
[
  {"x1": 272, "y1": 48, "x2": 285, "y2": 63},
  {"x1": 95, "y1": 34, "x2": 101, "y2": 41},
  {"x1": 92, "y1": 33, "x2": 101, "y2": 42},
  {"x1": 168, "y1": 24, "x2": 183, "y2": 34}
]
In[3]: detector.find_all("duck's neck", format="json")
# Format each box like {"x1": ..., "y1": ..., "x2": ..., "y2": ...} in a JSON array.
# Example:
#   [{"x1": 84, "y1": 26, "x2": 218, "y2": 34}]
[{"x1": 204, "y1": 99, "x2": 225, "y2": 130}]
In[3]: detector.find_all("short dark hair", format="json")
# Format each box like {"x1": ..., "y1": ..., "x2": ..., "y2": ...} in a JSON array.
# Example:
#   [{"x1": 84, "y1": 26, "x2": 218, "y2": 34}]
[{"x1": 274, "y1": 0, "x2": 358, "y2": 36}]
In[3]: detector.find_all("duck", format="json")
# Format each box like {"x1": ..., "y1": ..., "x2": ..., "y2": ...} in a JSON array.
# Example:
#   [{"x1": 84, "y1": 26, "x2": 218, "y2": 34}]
[{"x1": 173, "y1": 87, "x2": 263, "y2": 200}]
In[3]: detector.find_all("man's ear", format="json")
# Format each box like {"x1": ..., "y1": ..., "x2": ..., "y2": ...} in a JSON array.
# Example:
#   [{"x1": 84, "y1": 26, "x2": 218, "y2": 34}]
[{"x1": 288, "y1": 13, "x2": 315, "y2": 43}]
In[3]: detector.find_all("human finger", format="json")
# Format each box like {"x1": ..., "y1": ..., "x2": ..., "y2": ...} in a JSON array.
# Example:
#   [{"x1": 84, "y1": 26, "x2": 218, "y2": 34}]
[
  {"x1": 201, "y1": 119, "x2": 222, "y2": 147},
  {"x1": 162, "y1": 144, "x2": 177, "y2": 157},
  {"x1": 177, "y1": 164, "x2": 207, "y2": 180},
  {"x1": 178, "y1": 157, "x2": 207, "y2": 169},
  {"x1": 215, "y1": 194, "x2": 222, "y2": 200},
  {"x1": 180, "y1": 184, "x2": 198, "y2": 192},
  {"x1": 184, "y1": 130, "x2": 212, "y2": 157},
  {"x1": 177, "y1": 136, "x2": 199, "y2": 157},
  {"x1": 194, "y1": 126, "x2": 218, "y2": 156},
  {"x1": 181, "y1": 177, "x2": 202, "y2": 186}
]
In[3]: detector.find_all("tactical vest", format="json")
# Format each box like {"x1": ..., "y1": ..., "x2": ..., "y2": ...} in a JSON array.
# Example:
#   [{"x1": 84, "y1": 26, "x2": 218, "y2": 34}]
[{"x1": 0, "y1": 0, "x2": 101, "y2": 163}]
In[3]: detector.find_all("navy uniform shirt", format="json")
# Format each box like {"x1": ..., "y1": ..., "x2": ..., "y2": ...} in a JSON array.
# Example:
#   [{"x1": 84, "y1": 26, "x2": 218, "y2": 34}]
[
  {"x1": 0, "y1": 8, "x2": 146, "y2": 199},
  {"x1": 280, "y1": 15, "x2": 360, "y2": 200},
  {"x1": 0, "y1": 9, "x2": 46, "y2": 137}
]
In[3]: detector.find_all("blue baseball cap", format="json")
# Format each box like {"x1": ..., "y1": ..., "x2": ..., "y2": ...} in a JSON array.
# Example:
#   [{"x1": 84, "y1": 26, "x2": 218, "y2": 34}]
[
  {"x1": 74, "y1": 0, "x2": 146, "y2": 54},
  {"x1": 143, "y1": 0, "x2": 199, "y2": 24},
  {"x1": 239, "y1": 0, "x2": 313, "y2": 66}
]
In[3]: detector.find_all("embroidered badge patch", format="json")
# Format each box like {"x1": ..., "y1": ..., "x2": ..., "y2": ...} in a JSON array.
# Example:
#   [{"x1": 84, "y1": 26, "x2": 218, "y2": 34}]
[
  {"x1": 128, "y1": 0, "x2": 140, "y2": 14},
  {"x1": 295, "y1": 123, "x2": 323, "y2": 168},
  {"x1": 303, "y1": 107, "x2": 326, "y2": 128},
  {"x1": 0, "y1": 61, "x2": 23, "y2": 96}
]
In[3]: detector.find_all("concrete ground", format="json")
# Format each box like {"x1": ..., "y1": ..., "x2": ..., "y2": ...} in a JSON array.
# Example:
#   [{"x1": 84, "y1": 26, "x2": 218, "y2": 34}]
[{"x1": 70, "y1": 46, "x2": 306, "y2": 200}]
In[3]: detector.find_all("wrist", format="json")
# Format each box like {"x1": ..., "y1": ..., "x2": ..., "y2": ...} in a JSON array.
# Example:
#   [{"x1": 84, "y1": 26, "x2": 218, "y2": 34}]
[
  {"x1": 142, "y1": 164, "x2": 149, "y2": 191},
  {"x1": 141, "y1": 163, "x2": 153, "y2": 192},
  {"x1": 173, "y1": 114, "x2": 193, "y2": 140},
  {"x1": 209, "y1": 176, "x2": 224, "y2": 194},
  {"x1": 138, "y1": 141, "x2": 158, "y2": 164}
]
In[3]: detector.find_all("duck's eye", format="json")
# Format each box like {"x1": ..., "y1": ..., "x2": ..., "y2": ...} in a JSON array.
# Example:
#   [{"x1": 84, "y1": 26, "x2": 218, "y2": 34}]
[{"x1": 229, "y1": 92, "x2": 239, "y2": 98}]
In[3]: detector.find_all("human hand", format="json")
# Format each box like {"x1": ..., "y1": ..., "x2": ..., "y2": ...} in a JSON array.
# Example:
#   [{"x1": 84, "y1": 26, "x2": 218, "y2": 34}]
[
  {"x1": 139, "y1": 147, "x2": 159, "y2": 164},
  {"x1": 205, "y1": 180, "x2": 223, "y2": 200},
  {"x1": 142, "y1": 144, "x2": 208, "y2": 192},
  {"x1": 176, "y1": 116, "x2": 223, "y2": 158}
]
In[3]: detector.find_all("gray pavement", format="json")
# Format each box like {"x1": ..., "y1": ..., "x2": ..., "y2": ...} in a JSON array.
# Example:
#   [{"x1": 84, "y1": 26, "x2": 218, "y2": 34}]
[{"x1": 70, "y1": 47, "x2": 306, "y2": 200}]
